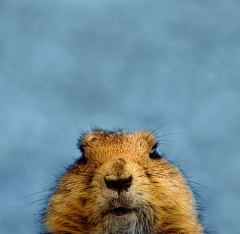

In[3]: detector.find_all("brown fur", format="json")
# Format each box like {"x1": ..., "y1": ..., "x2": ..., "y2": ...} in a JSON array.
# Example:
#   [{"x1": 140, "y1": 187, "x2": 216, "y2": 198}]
[{"x1": 44, "y1": 130, "x2": 204, "y2": 234}]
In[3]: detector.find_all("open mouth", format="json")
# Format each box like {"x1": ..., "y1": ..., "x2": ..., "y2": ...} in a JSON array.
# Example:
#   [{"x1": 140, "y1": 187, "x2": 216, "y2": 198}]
[{"x1": 110, "y1": 207, "x2": 134, "y2": 216}]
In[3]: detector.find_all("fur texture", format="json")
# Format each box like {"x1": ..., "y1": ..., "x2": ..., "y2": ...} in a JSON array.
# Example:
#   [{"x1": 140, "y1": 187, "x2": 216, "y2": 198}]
[{"x1": 43, "y1": 130, "x2": 204, "y2": 234}]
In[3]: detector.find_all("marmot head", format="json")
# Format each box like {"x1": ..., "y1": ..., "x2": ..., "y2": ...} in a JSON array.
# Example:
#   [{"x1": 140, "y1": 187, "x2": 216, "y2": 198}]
[{"x1": 43, "y1": 130, "x2": 204, "y2": 234}]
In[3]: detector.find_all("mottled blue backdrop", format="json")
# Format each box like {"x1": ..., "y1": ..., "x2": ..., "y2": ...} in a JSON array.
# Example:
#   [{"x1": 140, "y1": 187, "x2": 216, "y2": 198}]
[{"x1": 1, "y1": 1, "x2": 240, "y2": 233}]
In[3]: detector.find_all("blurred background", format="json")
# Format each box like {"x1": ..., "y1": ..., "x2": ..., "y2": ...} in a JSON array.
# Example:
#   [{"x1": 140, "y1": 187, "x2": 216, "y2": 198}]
[{"x1": 1, "y1": 0, "x2": 240, "y2": 233}]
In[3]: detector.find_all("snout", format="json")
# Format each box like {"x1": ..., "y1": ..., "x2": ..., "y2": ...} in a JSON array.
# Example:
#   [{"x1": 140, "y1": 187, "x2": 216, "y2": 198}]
[{"x1": 104, "y1": 158, "x2": 132, "y2": 192}]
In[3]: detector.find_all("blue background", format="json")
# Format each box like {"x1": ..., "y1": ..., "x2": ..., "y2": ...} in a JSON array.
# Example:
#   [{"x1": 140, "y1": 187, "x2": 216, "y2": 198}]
[{"x1": 1, "y1": 1, "x2": 240, "y2": 233}]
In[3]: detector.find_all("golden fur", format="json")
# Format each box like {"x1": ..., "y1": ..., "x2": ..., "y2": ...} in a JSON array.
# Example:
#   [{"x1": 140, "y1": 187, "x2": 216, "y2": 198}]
[{"x1": 44, "y1": 130, "x2": 204, "y2": 234}]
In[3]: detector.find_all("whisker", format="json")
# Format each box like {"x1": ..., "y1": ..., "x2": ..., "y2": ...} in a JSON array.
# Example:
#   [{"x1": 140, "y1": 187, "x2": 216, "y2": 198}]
[
  {"x1": 192, "y1": 190, "x2": 214, "y2": 210},
  {"x1": 170, "y1": 151, "x2": 183, "y2": 163},
  {"x1": 157, "y1": 132, "x2": 185, "y2": 138},
  {"x1": 188, "y1": 181, "x2": 216, "y2": 193},
  {"x1": 151, "y1": 119, "x2": 180, "y2": 135},
  {"x1": 17, "y1": 190, "x2": 51, "y2": 200},
  {"x1": 10, "y1": 196, "x2": 47, "y2": 208}
]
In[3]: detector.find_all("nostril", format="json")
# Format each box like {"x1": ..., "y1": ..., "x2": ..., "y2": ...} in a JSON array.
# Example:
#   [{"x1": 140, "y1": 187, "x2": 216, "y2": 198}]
[{"x1": 105, "y1": 175, "x2": 132, "y2": 191}]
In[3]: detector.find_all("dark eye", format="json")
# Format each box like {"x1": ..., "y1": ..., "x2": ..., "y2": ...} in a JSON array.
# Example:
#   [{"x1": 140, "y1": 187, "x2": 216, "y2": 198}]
[
  {"x1": 149, "y1": 144, "x2": 162, "y2": 159},
  {"x1": 78, "y1": 146, "x2": 87, "y2": 164},
  {"x1": 78, "y1": 154, "x2": 87, "y2": 164}
]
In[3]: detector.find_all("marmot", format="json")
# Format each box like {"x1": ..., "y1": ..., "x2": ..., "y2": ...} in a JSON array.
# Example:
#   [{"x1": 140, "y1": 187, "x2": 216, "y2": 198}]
[{"x1": 42, "y1": 129, "x2": 205, "y2": 234}]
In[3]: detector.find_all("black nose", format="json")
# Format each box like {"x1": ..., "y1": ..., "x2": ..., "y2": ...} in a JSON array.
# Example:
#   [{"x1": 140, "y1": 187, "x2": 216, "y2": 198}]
[{"x1": 105, "y1": 175, "x2": 132, "y2": 191}]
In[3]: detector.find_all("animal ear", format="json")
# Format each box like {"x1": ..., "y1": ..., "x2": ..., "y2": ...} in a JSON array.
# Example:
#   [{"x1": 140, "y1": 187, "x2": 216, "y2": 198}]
[
  {"x1": 76, "y1": 131, "x2": 100, "y2": 152},
  {"x1": 134, "y1": 130, "x2": 156, "y2": 146}
]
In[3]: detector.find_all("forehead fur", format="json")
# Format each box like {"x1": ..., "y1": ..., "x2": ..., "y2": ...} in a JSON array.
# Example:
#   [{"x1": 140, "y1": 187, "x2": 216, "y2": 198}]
[{"x1": 78, "y1": 130, "x2": 156, "y2": 154}]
